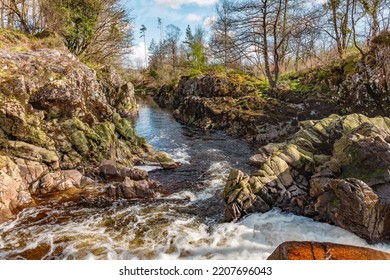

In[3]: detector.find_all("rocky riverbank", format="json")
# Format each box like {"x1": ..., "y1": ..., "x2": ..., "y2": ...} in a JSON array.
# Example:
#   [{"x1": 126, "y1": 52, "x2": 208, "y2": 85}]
[
  {"x1": 0, "y1": 41, "x2": 178, "y2": 222},
  {"x1": 154, "y1": 73, "x2": 339, "y2": 143},
  {"x1": 223, "y1": 113, "x2": 390, "y2": 243}
]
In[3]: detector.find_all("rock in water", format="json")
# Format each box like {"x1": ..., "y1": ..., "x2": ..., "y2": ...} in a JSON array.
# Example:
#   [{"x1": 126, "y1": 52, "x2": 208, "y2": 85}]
[
  {"x1": 268, "y1": 241, "x2": 390, "y2": 260},
  {"x1": 223, "y1": 114, "x2": 390, "y2": 243}
]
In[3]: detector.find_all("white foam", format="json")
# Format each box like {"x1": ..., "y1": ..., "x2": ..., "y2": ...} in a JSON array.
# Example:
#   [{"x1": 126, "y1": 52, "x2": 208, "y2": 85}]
[
  {"x1": 134, "y1": 165, "x2": 162, "y2": 172},
  {"x1": 2, "y1": 205, "x2": 390, "y2": 260},
  {"x1": 166, "y1": 191, "x2": 197, "y2": 201},
  {"x1": 194, "y1": 161, "x2": 231, "y2": 201},
  {"x1": 141, "y1": 209, "x2": 390, "y2": 260},
  {"x1": 166, "y1": 146, "x2": 191, "y2": 164}
]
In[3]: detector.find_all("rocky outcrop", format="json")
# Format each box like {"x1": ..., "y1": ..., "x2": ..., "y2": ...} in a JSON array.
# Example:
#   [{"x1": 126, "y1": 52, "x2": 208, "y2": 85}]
[
  {"x1": 154, "y1": 74, "x2": 339, "y2": 143},
  {"x1": 267, "y1": 241, "x2": 390, "y2": 260},
  {"x1": 336, "y1": 31, "x2": 390, "y2": 117},
  {"x1": 99, "y1": 160, "x2": 161, "y2": 200},
  {"x1": 0, "y1": 47, "x2": 172, "y2": 222},
  {"x1": 0, "y1": 155, "x2": 32, "y2": 221},
  {"x1": 99, "y1": 66, "x2": 139, "y2": 117},
  {"x1": 223, "y1": 114, "x2": 390, "y2": 243}
]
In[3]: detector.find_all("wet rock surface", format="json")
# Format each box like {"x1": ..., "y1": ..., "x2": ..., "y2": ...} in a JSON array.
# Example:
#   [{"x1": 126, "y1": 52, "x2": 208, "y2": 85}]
[
  {"x1": 267, "y1": 241, "x2": 390, "y2": 260},
  {"x1": 223, "y1": 114, "x2": 390, "y2": 243}
]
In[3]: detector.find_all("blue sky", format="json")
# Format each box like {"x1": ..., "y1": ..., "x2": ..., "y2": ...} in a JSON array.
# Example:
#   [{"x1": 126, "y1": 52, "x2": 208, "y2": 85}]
[{"x1": 125, "y1": 0, "x2": 218, "y2": 67}]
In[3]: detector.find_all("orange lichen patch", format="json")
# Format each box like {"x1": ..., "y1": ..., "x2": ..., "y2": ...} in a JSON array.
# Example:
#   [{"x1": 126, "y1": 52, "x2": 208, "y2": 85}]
[{"x1": 268, "y1": 241, "x2": 390, "y2": 260}]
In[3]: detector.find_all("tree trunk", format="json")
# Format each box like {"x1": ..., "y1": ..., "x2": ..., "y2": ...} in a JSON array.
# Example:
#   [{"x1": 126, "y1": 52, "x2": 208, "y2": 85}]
[
  {"x1": 7, "y1": 0, "x2": 13, "y2": 29},
  {"x1": 0, "y1": 1, "x2": 4, "y2": 29},
  {"x1": 330, "y1": 0, "x2": 343, "y2": 58},
  {"x1": 261, "y1": 0, "x2": 276, "y2": 88}
]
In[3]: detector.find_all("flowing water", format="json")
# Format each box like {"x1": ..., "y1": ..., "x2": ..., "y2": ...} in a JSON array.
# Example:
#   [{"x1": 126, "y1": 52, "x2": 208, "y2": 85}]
[{"x1": 1, "y1": 97, "x2": 390, "y2": 260}]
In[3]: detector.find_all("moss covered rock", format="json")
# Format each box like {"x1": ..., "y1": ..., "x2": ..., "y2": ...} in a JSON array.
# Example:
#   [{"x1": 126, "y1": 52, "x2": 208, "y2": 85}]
[
  {"x1": 0, "y1": 46, "x2": 160, "y2": 222},
  {"x1": 154, "y1": 73, "x2": 339, "y2": 143},
  {"x1": 223, "y1": 113, "x2": 390, "y2": 243}
]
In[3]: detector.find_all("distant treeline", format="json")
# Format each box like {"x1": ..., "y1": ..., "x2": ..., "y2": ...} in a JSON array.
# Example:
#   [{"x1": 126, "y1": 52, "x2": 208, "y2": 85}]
[{"x1": 147, "y1": 0, "x2": 390, "y2": 88}]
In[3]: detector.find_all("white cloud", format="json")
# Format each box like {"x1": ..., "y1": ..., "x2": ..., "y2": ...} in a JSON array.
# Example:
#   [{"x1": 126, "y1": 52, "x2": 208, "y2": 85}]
[
  {"x1": 203, "y1": 16, "x2": 216, "y2": 27},
  {"x1": 128, "y1": 42, "x2": 148, "y2": 69},
  {"x1": 155, "y1": 0, "x2": 218, "y2": 9},
  {"x1": 186, "y1": 13, "x2": 202, "y2": 22}
]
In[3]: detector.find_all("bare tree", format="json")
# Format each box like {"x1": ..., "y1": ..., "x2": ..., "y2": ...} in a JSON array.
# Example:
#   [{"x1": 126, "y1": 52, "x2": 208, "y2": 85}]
[
  {"x1": 210, "y1": 0, "x2": 242, "y2": 68},
  {"x1": 165, "y1": 24, "x2": 181, "y2": 72},
  {"x1": 323, "y1": 0, "x2": 353, "y2": 58},
  {"x1": 221, "y1": 0, "x2": 313, "y2": 87},
  {"x1": 140, "y1": 24, "x2": 147, "y2": 67}
]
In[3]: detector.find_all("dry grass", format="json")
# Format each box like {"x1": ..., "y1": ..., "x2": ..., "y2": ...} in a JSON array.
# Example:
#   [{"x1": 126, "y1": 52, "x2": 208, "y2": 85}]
[{"x1": 0, "y1": 28, "x2": 65, "y2": 51}]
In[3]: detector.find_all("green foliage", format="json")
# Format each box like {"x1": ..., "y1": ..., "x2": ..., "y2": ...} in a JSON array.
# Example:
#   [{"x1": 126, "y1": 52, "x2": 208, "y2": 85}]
[
  {"x1": 149, "y1": 69, "x2": 159, "y2": 80},
  {"x1": 46, "y1": 0, "x2": 103, "y2": 55},
  {"x1": 191, "y1": 42, "x2": 206, "y2": 72}
]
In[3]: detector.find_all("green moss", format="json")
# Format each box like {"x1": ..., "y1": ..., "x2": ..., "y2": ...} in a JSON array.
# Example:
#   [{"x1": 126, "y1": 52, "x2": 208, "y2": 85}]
[
  {"x1": 45, "y1": 109, "x2": 59, "y2": 120},
  {"x1": 155, "y1": 151, "x2": 173, "y2": 164},
  {"x1": 27, "y1": 127, "x2": 50, "y2": 147},
  {"x1": 342, "y1": 53, "x2": 360, "y2": 76},
  {"x1": 137, "y1": 136, "x2": 147, "y2": 146},
  {"x1": 10, "y1": 46, "x2": 29, "y2": 52},
  {"x1": 69, "y1": 130, "x2": 89, "y2": 156},
  {"x1": 340, "y1": 165, "x2": 387, "y2": 182},
  {"x1": 0, "y1": 68, "x2": 10, "y2": 78},
  {"x1": 64, "y1": 118, "x2": 100, "y2": 143},
  {"x1": 314, "y1": 154, "x2": 331, "y2": 166},
  {"x1": 40, "y1": 149, "x2": 60, "y2": 164},
  {"x1": 94, "y1": 122, "x2": 115, "y2": 144},
  {"x1": 115, "y1": 118, "x2": 135, "y2": 142}
]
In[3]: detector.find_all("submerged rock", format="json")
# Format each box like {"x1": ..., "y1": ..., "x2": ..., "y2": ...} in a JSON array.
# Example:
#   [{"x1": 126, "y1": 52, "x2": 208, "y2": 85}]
[
  {"x1": 223, "y1": 114, "x2": 390, "y2": 243},
  {"x1": 268, "y1": 241, "x2": 390, "y2": 260},
  {"x1": 106, "y1": 177, "x2": 161, "y2": 200}
]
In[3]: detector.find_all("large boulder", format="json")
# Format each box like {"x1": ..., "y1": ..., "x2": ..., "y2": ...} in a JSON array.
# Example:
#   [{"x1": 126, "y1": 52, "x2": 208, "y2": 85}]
[
  {"x1": 223, "y1": 114, "x2": 390, "y2": 243},
  {"x1": 0, "y1": 48, "x2": 148, "y2": 167},
  {"x1": 0, "y1": 46, "x2": 163, "y2": 222},
  {"x1": 268, "y1": 241, "x2": 390, "y2": 260}
]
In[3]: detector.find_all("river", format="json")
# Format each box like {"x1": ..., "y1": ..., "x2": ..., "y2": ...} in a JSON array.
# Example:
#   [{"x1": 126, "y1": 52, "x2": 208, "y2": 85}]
[{"x1": 1, "y1": 97, "x2": 390, "y2": 260}]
